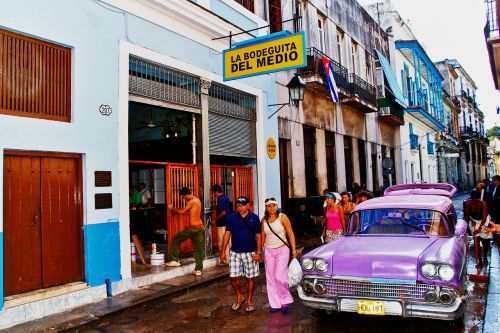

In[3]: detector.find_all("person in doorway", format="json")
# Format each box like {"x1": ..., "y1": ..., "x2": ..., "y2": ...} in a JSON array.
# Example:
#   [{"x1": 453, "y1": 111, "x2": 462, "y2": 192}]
[
  {"x1": 129, "y1": 187, "x2": 141, "y2": 208},
  {"x1": 351, "y1": 182, "x2": 362, "y2": 197},
  {"x1": 464, "y1": 190, "x2": 492, "y2": 268},
  {"x1": 261, "y1": 197, "x2": 297, "y2": 313},
  {"x1": 355, "y1": 191, "x2": 371, "y2": 204},
  {"x1": 322, "y1": 192, "x2": 344, "y2": 243},
  {"x1": 211, "y1": 184, "x2": 232, "y2": 264},
  {"x1": 166, "y1": 187, "x2": 205, "y2": 276},
  {"x1": 220, "y1": 196, "x2": 262, "y2": 313},
  {"x1": 138, "y1": 183, "x2": 152, "y2": 207},
  {"x1": 339, "y1": 192, "x2": 356, "y2": 233}
]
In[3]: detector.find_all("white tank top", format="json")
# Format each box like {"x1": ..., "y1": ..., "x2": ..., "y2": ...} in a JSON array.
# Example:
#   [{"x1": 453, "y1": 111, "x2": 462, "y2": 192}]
[{"x1": 264, "y1": 214, "x2": 288, "y2": 249}]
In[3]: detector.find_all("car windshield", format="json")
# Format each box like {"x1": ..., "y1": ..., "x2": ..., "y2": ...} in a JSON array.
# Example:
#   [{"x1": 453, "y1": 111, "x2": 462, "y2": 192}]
[{"x1": 348, "y1": 208, "x2": 449, "y2": 236}]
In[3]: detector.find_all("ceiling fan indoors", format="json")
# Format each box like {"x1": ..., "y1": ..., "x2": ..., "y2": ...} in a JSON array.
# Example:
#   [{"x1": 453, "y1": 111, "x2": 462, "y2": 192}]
[{"x1": 136, "y1": 108, "x2": 163, "y2": 130}]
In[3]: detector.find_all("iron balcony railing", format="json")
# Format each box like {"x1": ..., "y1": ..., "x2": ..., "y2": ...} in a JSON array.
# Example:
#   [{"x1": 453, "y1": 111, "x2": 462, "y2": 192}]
[
  {"x1": 451, "y1": 96, "x2": 461, "y2": 108},
  {"x1": 427, "y1": 141, "x2": 435, "y2": 155},
  {"x1": 301, "y1": 47, "x2": 350, "y2": 91},
  {"x1": 410, "y1": 134, "x2": 419, "y2": 150},
  {"x1": 377, "y1": 98, "x2": 404, "y2": 123},
  {"x1": 485, "y1": 0, "x2": 499, "y2": 39},
  {"x1": 459, "y1": 126, "x2": 472, "y2": 137},
  {"x1": 348, "y1": 73, "x2": 377, "y2": 105}
]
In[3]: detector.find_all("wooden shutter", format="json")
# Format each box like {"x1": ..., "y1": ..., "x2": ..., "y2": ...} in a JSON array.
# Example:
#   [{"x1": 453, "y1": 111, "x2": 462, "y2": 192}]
[{"x1": 0, "y1": 28, "x2": 71, "y2": 121}]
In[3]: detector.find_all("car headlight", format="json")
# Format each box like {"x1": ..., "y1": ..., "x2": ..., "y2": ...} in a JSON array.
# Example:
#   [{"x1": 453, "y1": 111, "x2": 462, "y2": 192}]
[
  {"x1": 302, "y1": 258, "x2": 314, "y2": 271},
  {"x1": 421, "y1": 263, "x2": 437, "y2": 279},
  {"x1": 315, "y1": 259, "x2": 328, "y2": 272},
  {"x1": 438, "y1": 265, "x2": 455, "y2": 282}
]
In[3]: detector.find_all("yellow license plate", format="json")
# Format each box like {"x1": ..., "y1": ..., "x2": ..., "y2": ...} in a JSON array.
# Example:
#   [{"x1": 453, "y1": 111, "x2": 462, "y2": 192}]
[{"x1": 357, "y1": 300, "x2": 385, "y2": 315}]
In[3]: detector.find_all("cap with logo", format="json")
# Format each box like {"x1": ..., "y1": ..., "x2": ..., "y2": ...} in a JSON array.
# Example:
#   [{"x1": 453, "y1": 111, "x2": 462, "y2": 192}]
[{"x1": 235, "y1": 196, "x2": 250, "y2": 206}]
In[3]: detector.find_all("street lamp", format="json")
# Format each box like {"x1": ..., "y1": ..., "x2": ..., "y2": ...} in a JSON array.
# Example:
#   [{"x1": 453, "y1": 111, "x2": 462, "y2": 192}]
[
  {"x1": 287, "y1": 73, "x2": 306, "y2": 106},
  {"x1": 268, "y1": 73, "x2": 306, "y2": 118}
]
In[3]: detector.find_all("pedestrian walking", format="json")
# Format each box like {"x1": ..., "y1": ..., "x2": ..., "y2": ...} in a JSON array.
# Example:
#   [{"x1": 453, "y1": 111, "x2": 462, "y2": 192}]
[
  {"x1": 211, "y1": 184, "x2": 232, "y2": 264},
  {"x1": 261, "y1": 197, "x2": 297, "y2": 313},
  {"x1": 166, "y1": 187, "x2": 205, "y2": 276},
  {"x1": 339, "y1": 191, "x2": 356, "y2": 233},
  {"x1": 220, "y1": 196, "x2": 262, "y2": 313},
  {"x1": 464, "y1": 190, "x2": 492, "y2": 268},
  {"x1": 322, "y1": 192, "x2": 344, "y2": 242}
]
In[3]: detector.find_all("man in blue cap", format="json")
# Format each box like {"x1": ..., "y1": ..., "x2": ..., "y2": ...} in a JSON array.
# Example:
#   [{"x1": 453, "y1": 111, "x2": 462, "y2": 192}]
[{"x1": 220, "y1": 196, "x2": 261, "y2": 313}]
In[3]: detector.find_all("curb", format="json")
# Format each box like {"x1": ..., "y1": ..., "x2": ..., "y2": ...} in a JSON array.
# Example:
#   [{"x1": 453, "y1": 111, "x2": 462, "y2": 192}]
[{"x1": 61, "y1": 270, "x2": 230, "y2": 332}]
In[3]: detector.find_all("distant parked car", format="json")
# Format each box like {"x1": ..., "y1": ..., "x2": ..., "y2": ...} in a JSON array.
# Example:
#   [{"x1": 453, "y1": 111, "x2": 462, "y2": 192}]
[{"x1": 298, "y1": 183, "x2": 467, "y2": 323}]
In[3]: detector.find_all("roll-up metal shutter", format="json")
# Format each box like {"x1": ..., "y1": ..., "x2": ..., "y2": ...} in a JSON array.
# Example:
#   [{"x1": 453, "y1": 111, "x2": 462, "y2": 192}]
[
  {"x1": 208, "y1": 82, "x2": 257, "y2": 158},
  {"x1": 208, "y1": 113, "x2": 256, "y2": 157}
]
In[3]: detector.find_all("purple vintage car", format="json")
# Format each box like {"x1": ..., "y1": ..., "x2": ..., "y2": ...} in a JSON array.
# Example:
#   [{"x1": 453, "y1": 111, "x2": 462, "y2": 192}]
[{"x1": 298, "y1": 183, "x2": 467, "y2": 322}]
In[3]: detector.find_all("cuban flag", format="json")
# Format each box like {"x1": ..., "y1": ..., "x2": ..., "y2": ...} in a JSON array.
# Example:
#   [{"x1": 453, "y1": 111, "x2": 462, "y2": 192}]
[{"x1": 321, "y1": 55, "x2": 340, "y2": 103}]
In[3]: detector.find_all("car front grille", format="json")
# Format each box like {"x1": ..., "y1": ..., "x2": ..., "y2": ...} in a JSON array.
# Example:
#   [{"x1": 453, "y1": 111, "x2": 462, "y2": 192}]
[{"x1": 324, "y1": 279, "x2": 430, "y2": 301}]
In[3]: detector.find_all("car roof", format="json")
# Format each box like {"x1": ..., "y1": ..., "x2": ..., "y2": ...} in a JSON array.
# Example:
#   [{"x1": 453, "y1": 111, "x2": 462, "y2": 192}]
[
  {"x1": 384, "y1": 183, "x2": 457, "y2": 197},
  {"x1": 353, "y1": 195, "x2": 452, "y2": 212}
]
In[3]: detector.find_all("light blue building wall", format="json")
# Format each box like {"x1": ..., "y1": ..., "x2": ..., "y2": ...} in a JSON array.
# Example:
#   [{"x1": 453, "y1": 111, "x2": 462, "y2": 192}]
[{"x1": 0, "y1": 0, "x2": 279, "y2": 326}]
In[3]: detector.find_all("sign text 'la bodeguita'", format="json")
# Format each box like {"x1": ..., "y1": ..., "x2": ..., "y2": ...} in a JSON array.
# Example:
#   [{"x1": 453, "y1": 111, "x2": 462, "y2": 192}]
[
  {"x1": 230, "y1": 43, "x2": 299, "y2": 72},
  {"x1": 223, "y1": 32, "x2": 306, "y2": 81}
]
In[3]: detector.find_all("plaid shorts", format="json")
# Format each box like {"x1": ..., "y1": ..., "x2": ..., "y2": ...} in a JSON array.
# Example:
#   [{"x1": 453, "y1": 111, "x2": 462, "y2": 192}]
[{"x1": 229, "y1": 251, "x2": 260, "y2": 278}]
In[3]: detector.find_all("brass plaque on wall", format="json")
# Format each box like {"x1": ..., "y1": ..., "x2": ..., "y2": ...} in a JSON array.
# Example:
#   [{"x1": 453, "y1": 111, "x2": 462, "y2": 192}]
[
  {"x1": 95, "y1": 193, "x2": 112, "y2": 209},
  {"x1": 95, "y1": 171, "x2": 112, "y2": 187}
]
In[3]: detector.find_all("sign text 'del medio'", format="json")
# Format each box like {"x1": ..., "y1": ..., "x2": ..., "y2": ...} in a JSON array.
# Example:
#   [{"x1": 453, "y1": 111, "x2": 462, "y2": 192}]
[{"x1": 223, "y1": 32, "x2": 306, "y2": 81}]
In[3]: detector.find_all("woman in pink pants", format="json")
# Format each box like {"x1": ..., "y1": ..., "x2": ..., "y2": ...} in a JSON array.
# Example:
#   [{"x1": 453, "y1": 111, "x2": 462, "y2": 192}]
[{"x1": 261, "y1": 198, "x2": 297, "y2": 313}]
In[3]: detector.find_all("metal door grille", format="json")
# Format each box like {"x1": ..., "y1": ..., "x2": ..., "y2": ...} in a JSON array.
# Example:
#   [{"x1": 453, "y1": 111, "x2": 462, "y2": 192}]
[{"x1": 129, "y1": 55, "x2": 201, "y2": 108}]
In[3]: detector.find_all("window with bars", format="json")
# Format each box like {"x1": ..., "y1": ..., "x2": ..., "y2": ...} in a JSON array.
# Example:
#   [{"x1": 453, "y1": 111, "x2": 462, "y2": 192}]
[{"x1": 0, "y1": 28, "x2": 72, "y2": 122}]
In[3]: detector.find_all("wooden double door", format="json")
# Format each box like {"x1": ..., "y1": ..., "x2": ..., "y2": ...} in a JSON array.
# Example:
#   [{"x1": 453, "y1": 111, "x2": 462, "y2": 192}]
[{"x1": 3, "y1": 152, "x2": 84, "y2": 297}]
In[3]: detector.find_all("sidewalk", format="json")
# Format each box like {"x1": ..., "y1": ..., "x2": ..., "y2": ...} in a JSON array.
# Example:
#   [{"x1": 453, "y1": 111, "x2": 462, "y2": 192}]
[
  {"x1": 3, "y1": 236, "x2": 322, "y2": 332},
  {"x1": 483, "y1": 238, "x2": 499, "y2": 333}
]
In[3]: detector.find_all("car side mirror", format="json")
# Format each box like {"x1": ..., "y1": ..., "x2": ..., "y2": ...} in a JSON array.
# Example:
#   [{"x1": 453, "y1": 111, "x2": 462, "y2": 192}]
[{"x1": 455, "y1": 219, "x2": 467, "y2": 237}]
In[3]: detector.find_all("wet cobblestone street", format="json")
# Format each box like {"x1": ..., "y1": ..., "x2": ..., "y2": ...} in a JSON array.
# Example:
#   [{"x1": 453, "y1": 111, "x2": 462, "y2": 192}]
[{"x1": 81, "y1": 193, "x2": 493, "y2": 333}]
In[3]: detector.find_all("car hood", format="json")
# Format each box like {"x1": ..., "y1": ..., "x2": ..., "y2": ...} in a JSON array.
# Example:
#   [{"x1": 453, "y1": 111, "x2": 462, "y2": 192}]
[{"x1": 314, "y1": 236, "x2": 437, "y2": 280}]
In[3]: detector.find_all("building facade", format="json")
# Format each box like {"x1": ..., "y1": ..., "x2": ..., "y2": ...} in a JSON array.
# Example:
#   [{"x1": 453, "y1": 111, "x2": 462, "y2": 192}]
[
  {"x1": 0, "y1": 0, "x2": 280, "y2": 328},
  {"x1": 365, "y1": 1, "x2": 445, "y2": 185},
  {"x1": 261, "y1": 0, "x2": 399, "y2": 214}
]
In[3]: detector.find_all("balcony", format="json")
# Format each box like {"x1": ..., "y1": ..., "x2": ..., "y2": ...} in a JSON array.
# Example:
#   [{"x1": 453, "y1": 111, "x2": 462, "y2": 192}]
[
  {"x1": 410, "y1": 134, "x2": 419, "y2": 150},
  {"x1": 484, "y1": 0, "x2": 500, "y2": 89},
  {"x1": 427, "y1": 141, "x2": 435, "y2": 155},
  {"x1": 451, "y1": 96, "x2": 461, "y2": 108},
  {"x1": 406, "y1": 89, "x2": 445, "y2": 132},
  {"x1": 298, "y1": 47, "x2": 350, "y2": 98},
  {"x1": 459, "y1": 126, "x2": 473, "y2": 138},
  {"x1": 377, "y1": 98, "x2": 405, "y2": 126},
  {"x1": 341, "y1": 73, "x2": 377, "y2": 113}
]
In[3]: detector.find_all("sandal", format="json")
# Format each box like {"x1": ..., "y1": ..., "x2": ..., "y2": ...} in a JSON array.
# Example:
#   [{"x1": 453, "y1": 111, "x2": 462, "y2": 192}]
[
  {"x1": 245, "y1": 304, "x2": 255, "y2": 312},
  {"x1": 231, "y1": 298, "x2": 245, "y2": 311}
]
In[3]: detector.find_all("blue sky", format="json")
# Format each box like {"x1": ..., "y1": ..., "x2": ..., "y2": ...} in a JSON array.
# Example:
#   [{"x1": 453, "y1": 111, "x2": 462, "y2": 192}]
[{"x1": 359, "y1": 0, "x2": 500, "y2": 129}]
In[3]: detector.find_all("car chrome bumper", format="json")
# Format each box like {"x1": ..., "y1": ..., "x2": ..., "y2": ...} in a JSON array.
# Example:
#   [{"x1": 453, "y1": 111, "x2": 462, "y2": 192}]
[{"x1": 297, "y1": 286, "x2": 465, "y2": 320}]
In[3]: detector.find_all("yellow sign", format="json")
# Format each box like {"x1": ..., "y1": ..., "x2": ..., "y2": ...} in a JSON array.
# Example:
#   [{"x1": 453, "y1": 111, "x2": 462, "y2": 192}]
[
  {"x1": 223, "y1": 31, "x2": 306, "y2": 81},
  {"x1": 267, "y1": 138, "x2": 277, "y2": 159}
]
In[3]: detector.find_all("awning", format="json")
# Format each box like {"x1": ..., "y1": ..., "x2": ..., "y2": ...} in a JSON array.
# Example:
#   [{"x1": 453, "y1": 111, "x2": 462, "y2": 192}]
[{"x1": 375, "y1": 50, "x2": 407, "y2": 108}]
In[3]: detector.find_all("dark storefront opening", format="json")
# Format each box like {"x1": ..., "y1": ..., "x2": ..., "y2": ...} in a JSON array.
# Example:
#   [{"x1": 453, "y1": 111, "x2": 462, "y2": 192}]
[
  {"x1": 325, "y1": 131, "x2": 337, "y2": 191},
  {"x1": 358, "y1": 139, "x2": 367, "y2": 188},
  {"x1": 344, "y1": 136, "x2": 354, "y2": 191},
  {"x1": 128, "y1": 101, "x2": 200, "y2": 268},
  {"x1": 303, "y1": 125, "x2": 318, "y2": 196},
  {"x1": 371, "y1": 144, "x2": 379, "y2": 192}
]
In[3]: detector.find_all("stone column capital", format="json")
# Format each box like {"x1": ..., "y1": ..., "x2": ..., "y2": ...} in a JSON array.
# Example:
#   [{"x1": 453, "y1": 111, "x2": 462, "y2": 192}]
[{"x1": 200, "y1": 78, "x2": 212, "y2": 95}]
